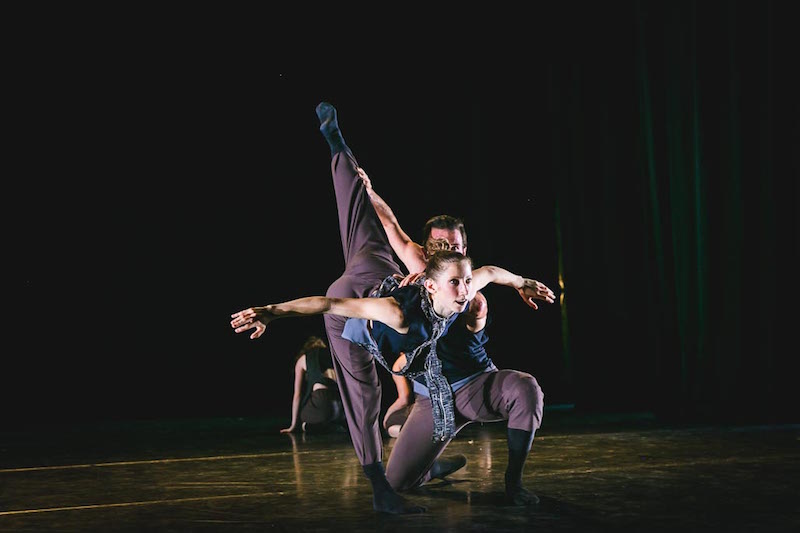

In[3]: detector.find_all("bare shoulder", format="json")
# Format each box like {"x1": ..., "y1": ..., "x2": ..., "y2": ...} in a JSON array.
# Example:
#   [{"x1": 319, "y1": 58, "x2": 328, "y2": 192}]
[
  {"x1": 382, "y1": 294, "x2": 410, "y2": 332},
  {"x1": 467, "y1": 291, "x2": 489, "y2": 319}
]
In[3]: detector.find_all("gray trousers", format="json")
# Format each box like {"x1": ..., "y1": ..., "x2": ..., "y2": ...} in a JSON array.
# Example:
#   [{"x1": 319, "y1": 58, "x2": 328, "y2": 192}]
[
  {"x1": 323, "y1": 150, "x2": 403, "y2": 466},
  {"x1": 385, "y1": 369, "x2": 544, "y2": 491}
]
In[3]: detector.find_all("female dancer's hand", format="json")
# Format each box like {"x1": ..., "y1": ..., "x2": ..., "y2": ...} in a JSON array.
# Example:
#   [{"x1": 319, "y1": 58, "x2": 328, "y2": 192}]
[
  {"x1": 517, "y1": 279, "x2": 556, "y2": 310},
  {"x1": 230, "y1": 306, "x2": 275, "y2": 339}
]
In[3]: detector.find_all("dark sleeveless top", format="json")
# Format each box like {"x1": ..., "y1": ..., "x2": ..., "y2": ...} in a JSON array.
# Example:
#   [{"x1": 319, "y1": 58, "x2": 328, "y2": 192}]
[
  {"x1": 428, "y1": 306, "x2": 496, "y2": 383},
  {"x1": 342, "y1": 280, "x2": 464, "y2": 440},
  {"x1": 300, "y1": 347, "x2": 338, "y2": 408},
  {"x1": 367, "y1": 286, "x2": 457, "y2": 369}
]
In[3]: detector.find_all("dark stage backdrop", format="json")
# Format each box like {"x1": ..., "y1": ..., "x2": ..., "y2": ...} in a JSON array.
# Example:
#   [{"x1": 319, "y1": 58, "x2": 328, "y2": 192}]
[{"x1": 8, "y1": 2, "x2": 796, "y2": 428}]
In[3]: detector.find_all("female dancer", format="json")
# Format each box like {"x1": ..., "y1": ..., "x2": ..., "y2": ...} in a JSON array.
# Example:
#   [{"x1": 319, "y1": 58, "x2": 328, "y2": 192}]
[{"x1": 280, "y1": 335, "x2": 344, "y2": 434}]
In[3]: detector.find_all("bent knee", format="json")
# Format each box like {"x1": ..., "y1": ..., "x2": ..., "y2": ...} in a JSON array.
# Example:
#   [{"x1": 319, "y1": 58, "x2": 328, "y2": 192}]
[
  {"x1": 510, "y1": 372, "x2": 544, "y2": 403},
  {"x1": 507, "y1": 372, "x2": 544, "y2": 428}
]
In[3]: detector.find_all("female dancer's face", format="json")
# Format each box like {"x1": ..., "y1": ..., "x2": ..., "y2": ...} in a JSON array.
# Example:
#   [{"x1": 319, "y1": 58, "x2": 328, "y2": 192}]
[{"x1": 426, "y1": 260, "x2": 472, "y2": 317}]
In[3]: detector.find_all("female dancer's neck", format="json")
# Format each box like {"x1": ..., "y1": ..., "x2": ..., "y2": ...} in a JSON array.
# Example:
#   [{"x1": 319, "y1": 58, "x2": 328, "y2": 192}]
[{"x1": 431, "y1": 298, "x2": 454, "y2": 319}]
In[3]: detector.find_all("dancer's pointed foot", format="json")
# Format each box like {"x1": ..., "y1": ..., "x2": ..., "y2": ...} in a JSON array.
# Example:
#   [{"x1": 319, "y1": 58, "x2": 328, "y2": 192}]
[
  {"x1": 315, "y1": 101, "x2": 337, "y2": 134},
  {"x1": 315, "y1": 101, "x2": 348, "y2": 155}
]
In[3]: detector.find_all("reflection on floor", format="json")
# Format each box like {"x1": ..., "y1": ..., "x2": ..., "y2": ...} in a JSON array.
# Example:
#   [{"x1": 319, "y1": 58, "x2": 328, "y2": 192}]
[{"x1": 1, "y1": 411, "x2": 798, "y2": 532}]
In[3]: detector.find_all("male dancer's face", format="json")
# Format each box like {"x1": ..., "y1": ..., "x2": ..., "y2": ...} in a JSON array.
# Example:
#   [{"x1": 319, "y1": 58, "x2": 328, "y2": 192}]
[{"x1": 426, "y1": 228, "x2": 466, "y2": 257}]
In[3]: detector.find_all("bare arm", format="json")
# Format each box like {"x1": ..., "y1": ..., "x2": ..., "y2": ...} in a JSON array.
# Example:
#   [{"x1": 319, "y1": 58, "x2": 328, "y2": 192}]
[
  {"x1": 464, "y1": 290, "x2": 489, "y2": 333},
  {"x1": 471, "y1": 266, "x2": 556, "y2": 310},
  {"x1": 391, "y1": 353, "x2": 413, "y2": 406},
  {"x1": 359, "y1": 167, "x2": 427, "y2": 274},
  {"x1": 280, "y1": 355, "x2": 307, "y2": 433},
  {"x1": 383, "y1": 353, "x2": 413, "y2": 433},
  {"x1": 231, "y1": 295, "x2": 407, "y2": 339}
]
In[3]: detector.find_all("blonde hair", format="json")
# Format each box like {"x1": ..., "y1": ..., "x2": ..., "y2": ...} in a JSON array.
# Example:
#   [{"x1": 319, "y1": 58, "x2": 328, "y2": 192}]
[
  {"x1": 424, "y1": 237, "x2": 453, "y2": 257},
  {"x1": 424, "y1": 250, "x2": 472, "y2": 280}
]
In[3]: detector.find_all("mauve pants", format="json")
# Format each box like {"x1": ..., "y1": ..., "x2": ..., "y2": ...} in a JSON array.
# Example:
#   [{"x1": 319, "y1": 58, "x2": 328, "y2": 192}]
[
  {"x1": 385, "y1": 369, "x2": 544, "y2": 491},
  {"x1": 324, "y1": 150, "x2": 403, "y2": 466}
]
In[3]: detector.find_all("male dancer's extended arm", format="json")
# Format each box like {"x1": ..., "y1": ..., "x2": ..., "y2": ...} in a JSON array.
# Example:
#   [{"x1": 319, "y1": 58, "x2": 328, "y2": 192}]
[
  {"x1": 360, "y1": 167, "x2": 493, "y2": 326},
  {"x1": 358, "y1": 168, "x2": 427, "y2": 274}
]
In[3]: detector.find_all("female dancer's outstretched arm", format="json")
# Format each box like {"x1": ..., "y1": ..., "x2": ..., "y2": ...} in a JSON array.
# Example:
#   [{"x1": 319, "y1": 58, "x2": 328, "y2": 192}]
[
  {"x1": 471, "y1": 266, "x2": 555, "y2": 310},
  {"x1": 231, "y1": 295, "x2": 406, "y2": 340}
]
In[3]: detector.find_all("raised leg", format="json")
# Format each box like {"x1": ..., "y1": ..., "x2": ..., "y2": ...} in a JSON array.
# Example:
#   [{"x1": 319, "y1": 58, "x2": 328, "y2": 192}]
[{"x1": 317, "y1": 102, "x2": 420, "y2": 514}]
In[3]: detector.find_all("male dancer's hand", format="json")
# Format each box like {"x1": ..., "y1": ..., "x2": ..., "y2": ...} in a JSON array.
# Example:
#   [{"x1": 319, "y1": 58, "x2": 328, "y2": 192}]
[
  {"x1": 356, "y1": 167, "x2": 373, "y2": 198},
  {"x1": 517, "y1": 279, "x2": 556, "y2": 310},
  {"x1": 399, "y1": 272, "x2": 425, "y2": 287},
  {"x1": 230, "y1": 307, "x2": 275, "y2": 339}
]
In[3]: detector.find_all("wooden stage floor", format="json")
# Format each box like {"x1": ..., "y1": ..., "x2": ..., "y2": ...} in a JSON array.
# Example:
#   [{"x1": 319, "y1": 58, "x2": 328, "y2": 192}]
[{"x1": 1, "y1": 411, "x2": 798, "y2": 532}]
